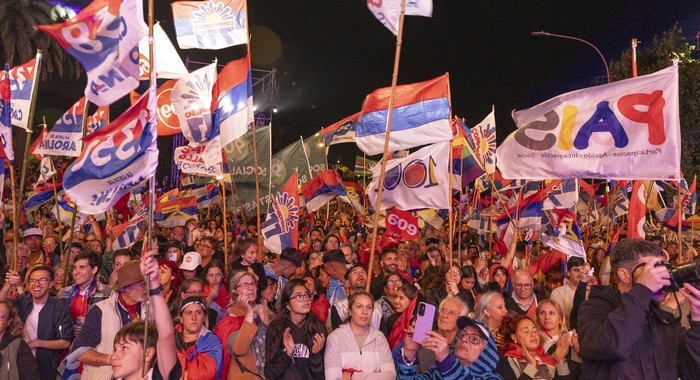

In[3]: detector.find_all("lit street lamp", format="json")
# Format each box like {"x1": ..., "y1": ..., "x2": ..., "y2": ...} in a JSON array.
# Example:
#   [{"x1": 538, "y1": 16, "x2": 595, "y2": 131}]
[{"x1": 531, "y1": 31, "x2": 611, "y2": 83}]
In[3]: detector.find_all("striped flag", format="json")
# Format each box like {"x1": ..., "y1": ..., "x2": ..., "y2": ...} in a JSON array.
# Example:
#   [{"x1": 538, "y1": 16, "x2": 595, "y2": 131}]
[
  {"x1": 112, "y1": 204, "x2": 147, "y2": 250},
  {"x1": 171, "y1": 0, "x2": 248, "y2": 50},
  {"x1": 0, "y1": 69, "x2": 11, "y2": 162}
]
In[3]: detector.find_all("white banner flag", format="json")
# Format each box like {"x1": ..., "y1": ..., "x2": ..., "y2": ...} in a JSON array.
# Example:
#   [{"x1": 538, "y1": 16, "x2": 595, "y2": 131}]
[
  {"x1": 497, "y1": 65, "x2": 680, "y2": 180},
  {"x1": 367, "y1": 141, "x2": 450, "y2": 211}
]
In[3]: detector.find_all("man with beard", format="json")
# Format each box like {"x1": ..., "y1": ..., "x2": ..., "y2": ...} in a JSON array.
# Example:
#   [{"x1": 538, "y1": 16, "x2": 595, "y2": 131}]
[
  {"x1": 370, "y1": 248, "x2": 398, "y2": 301},
  {"x1": 330, "y1": 263, "x2": 384, "y2": 331},
  {"x1": 0, "y1": 265, "x2": 73, "y2": 380}
]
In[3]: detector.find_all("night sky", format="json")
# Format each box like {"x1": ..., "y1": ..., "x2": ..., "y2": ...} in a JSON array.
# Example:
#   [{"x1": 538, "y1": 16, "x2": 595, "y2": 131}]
[{"x1": 41, "y1": 0, "x2": 700, "y2": 170}]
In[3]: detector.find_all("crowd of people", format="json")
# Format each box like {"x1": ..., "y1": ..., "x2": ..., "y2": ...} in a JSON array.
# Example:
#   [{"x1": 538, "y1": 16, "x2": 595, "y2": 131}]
[{"x1": 0, "y1": 199, "x2": 699, "y2": 379}]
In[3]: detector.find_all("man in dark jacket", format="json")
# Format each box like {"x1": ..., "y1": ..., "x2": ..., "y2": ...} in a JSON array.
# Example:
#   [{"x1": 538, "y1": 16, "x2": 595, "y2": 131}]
[
  {"x1": 0, "y1": 265, "x2": 73, "y2": 380},
  {"x1": 578, "y1": 238, "x2": 700, "y2": 379}
]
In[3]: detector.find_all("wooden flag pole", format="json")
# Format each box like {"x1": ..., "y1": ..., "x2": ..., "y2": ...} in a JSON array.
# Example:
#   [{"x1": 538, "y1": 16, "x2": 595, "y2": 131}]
[
  {"x1": 221, "y1": 181, "x2": 229, "y2": 273},
  {"x1": 448, "y1": 140, "x2": 454, "y2": 270},
  {"x1": 252, "y1": 124, "x2": 262, "y2": 254},
  {"x1": 142, "y1": 0, "x2": 156, "y2": 374},
  {"x1": 8, "y1": 164, "x2": 17, "y2": 272},
  {"x1": 677, "y1": 180, "x2": 684, "y2": 263},
  {"x1": 366, "y1": 0, "x2": 408, "y2": 293},
  {"x1": 49, "y1": 156, "x2": 64, "y2": 256},
  {"x1": 17, "y1": 51, "x2": 42, "y2": 233}
]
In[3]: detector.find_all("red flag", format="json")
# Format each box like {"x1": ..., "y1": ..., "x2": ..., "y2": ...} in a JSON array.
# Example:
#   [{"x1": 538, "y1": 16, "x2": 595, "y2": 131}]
[{"x1": 627, "y1": 180, "x2": 647, "y2": 240}]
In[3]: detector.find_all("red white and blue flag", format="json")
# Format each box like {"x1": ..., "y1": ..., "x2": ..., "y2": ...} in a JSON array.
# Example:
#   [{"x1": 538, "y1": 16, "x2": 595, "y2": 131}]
[
  {"x1": 0, "y1": 69, "x2": 12, "y2": 162},
  {"x1": 35, "y1": 97, "x2": 86, "y2": 157},
  {"x1": 112, "y1": 204, "x2": 147, "y2": 250},
  {"x1": 155, "y1": 195, "x2": 198, "y2": 228},
  {"x1": 7, "y1": 57, "x2": 39, "y2": 131},
  {"x1": 355, "y1": 74, "x2": 452, "y2": 155},
  {"x1": 190, "y1": 183, "x2": 220, "y2": 208},
  {"x1": 627, "y1": 180, "x2": 647, "y2": 240},
  {"x1": 320, "y1": 112, "x2": 360, "y2": 147},
  {"x1": 171, "y1": 0, "x2": 248, "y2": 50},
  {"x1": 172, "y1": 62, "x2": 216, "y2": 144},
  {"x1": 37, "y1": 0, "x2": 147, "y2": 106},
  {"x1": 86, "y1": 105, "x2": 110, "y2": 134},
  {"x1": 262, "y1": 172, "x2": 300, "y2": 254},
  {"x1": 25, "y1": 182, "x2": 63, "y2": 211},
  {"x1": 301, "y1": 169, "x2": 348, "y2": 213},
  {"x1": 209, "y1": 55, "x2": 253, "y2": 166},
  {"x1": 63, "y1": 88, "x2": 158, "y2": 214}
]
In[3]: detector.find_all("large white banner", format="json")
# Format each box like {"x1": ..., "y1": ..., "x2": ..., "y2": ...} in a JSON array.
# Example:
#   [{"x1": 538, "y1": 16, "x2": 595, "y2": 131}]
[
  {"x1": 497, "y1": 65, "x2": 680, "y2": 180},
  {"x1": 367, "y1": 141, "x2": 450, "y2": 211}
]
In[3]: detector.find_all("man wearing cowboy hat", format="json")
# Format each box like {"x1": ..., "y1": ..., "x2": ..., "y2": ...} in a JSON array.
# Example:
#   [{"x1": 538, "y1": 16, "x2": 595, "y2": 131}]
[{"x1": 62, "y1": 259, "x2": 150, "y2": 380}]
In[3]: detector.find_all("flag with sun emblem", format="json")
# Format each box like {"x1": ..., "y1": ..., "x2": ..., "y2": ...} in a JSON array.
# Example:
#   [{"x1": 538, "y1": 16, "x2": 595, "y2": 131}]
[
  {"x1": 469, "y1": 108, "x2": 497, "y2": 174},
  {"x1": 262, "y1": 171, "x2": 300, "y2": 254},
  {"x1": 171, "y1": 0, "x2": 248, "y2": 50}
]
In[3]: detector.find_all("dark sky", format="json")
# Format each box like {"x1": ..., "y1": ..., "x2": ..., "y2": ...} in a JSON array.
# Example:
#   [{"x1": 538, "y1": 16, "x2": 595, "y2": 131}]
[{"x1": 46, "y1": 0, "x2": 700, "y2": 168}]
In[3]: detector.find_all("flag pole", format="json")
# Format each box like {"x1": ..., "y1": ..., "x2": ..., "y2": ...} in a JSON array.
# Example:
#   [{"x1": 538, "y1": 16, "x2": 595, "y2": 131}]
[
  {"x1": 365, "y1": 0, "x2": 408, "y2": 293},
  {"x1": 8, "y1": 163, "x2": 17, "y2": 272},
  {"x1": 49, "y1": 156, "x2": 64, "y2": 256},
  {"x1": 230, "y1": 177, "x2": 249, "y2": 236},
  {"x1": 16, "y1": 51, "x2": 42, "y2": 236},
  {"x1": 251, "y1": 124, "x2": 262, "y2": 255},
  {"x1": 362, "y1": 153, "x2": 367, "y2": 189},
  {"x1": 143, "y1": 0, "x2": 156, "y2": 375},
  {"x1": 677, "y1": 180, "x2": 683, "y2": 262},
  {"x1": 221, "y1": 180, "x2": 229, "y2": 273},
  {"x1": 448, "y1": 140, "x2": 454, "y2": 270}
]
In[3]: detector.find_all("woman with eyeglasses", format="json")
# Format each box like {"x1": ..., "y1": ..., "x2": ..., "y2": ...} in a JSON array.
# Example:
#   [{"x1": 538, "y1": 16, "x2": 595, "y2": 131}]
[
  {"x1": 324, "y1": 291, "x2": 396, "y2": 379},
  {"x1": 265, "y1": 279, "x2": 326, "y2": 379},
  {"x1": 496, "y1": 314, "x2": 573, "y2": 380},
  {"x1": 397, "y1": 316, "x2": 502, "y2": 379},
  {"x1": 175, "y1": 297, "x2": 224, "y2": 380},
  {"x1": 378, "y1": 273, "x2": 404, "y2": 324},
  {"x1": 0, "y1": 300, "x2": 40, "y2": 379},
  {"x1": 213, "y1": 270, "x2": 268, "y2": 380}
]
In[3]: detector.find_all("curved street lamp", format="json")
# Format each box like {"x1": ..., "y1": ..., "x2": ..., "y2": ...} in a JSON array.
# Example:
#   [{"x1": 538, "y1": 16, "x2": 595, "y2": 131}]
[{"x1": 531, "y1": 31, "x2": 611, "y2": 83}]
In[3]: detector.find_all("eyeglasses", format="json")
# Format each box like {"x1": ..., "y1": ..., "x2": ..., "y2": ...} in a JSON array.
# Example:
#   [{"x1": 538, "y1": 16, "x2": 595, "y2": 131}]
[
  {"x1": 513, "y1": 283, "x2": 533, "y2": 289},
  {"x1": 458, "y1": 331, "x2": 484, "y2": 345},
  {"x1": 387, "y1": 280, "x2": 402, "y2": 286},
  {"x1": 236, "y1": 282, "x2": 257, "y2": 290},
  {"x1": 439, "y1": 308, "x2": 459, "y2": 318},
  {"x1": 290, "y1": 292, "x2": 311, "y2": 302},
  {"x1": 28, "y1": 278, "x2": 50, "y2": 285}
]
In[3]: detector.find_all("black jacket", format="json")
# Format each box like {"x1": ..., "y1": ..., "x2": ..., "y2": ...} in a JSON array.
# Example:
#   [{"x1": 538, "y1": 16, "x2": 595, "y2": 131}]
[
  {"x1": 578, "y1": 284, "x2": 700, "y2": 379},
  {"x1": 264, "y1": 318, "x2": 325, "y2": 380},
  {"x1": 13, "y1": 294, "x2": 73, "y2": 380}
]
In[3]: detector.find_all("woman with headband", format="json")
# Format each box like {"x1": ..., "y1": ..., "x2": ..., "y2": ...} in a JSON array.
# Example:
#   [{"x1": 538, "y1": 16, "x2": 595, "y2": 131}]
[{"x1": 174, "y1": 297, "x2": 224, "y2": 380}]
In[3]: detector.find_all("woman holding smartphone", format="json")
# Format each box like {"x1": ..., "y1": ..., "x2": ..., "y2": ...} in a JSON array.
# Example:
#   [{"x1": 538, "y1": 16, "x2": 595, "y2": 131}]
[{"x1": 324, "y1": 291, "x2": 395, "y2": 379}]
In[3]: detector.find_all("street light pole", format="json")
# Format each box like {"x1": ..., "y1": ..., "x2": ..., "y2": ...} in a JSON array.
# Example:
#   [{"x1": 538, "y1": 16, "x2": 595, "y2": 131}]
[{"x1": 532, "y1": 31, "x2": 611, "y2": 83}]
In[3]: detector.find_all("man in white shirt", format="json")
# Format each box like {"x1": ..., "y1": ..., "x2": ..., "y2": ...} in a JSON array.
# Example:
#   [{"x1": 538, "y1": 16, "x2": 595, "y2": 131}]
[{"x1": 550, "y1": 257, "x2": 586, "y2": 324}]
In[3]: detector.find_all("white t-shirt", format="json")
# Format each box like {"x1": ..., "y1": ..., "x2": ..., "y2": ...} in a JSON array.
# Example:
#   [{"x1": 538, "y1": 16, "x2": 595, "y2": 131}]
[{"x1": 25, "y1": 302, "x2": 46, "y2": 356}]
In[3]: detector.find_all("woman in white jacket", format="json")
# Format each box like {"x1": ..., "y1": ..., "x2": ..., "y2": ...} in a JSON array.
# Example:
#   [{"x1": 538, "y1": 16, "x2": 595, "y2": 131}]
[{"x1": 324, "y1": 290, "x2": 396, "y2": 380}]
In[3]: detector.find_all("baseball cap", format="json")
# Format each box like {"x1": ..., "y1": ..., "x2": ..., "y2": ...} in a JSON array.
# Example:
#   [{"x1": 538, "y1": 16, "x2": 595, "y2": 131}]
[
  {"x1": 457, "y1": 316, "x2": 490, "y2": 341},
  {"x1": 179, "y1": 251, "x2": 202, "y2": 271},
  {"x1": 22, "y1": 228, "x2": 43, "y2": 239},
  {"x1": 111, "y1": 260, "x2": 145, "y2": 291},
  {"x1": 323, "y1": 249, "x2": 346, "y2": 265}
]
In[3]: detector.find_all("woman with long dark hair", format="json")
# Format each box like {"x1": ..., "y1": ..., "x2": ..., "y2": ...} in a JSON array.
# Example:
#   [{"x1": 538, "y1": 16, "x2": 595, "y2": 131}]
[
  {"x1": 265, "y1": 279, "x2": 326, "y2": 379},
  {"x1": 0, "y1": 300, "x2": 39, "y2": 379}
]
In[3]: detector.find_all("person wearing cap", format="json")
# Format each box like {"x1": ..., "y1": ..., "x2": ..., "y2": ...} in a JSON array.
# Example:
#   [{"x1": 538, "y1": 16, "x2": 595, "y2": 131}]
[
  {"x1": 175, "y1": 296, "x2": 224, "y2": 380},
  {"x1": 61, "y1": 259, "x2": 148, "y2": 380},
  {"x1": 23, "y1": 227, "x2": 50, "y2": 267},
  {"x1": 180, "y1": 251, "x2": 203, "y2": 280},
  {"x1": 550, "y1": 257, "x2": 587, "y2": 324},
  {"x1": 396, "y1": 316, "x2": 502, "y2": 379},
  {"x1": 329, "y1": 263, "x2": 384, "y2": 331},
  {"x1": 323, "y1": 249, "x2": 348, "y2": 307},
  {"x1": 263, "y1": 247, "x2": 301, "y2": 310},
  {"x1": 164, "y1": 240, "x2": 185, "y2": 264},
  {"x1": 57, "y1": 252, "x2": 112, "y2": 338}
]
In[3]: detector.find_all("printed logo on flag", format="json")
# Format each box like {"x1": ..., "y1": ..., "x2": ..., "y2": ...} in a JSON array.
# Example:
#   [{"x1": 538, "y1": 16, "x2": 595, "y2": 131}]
[
  {"x1": 131, "y1": 79, "x2": 182, "y2": 136},
  {"x1": 8, "y1": 58, "x2": 37, "y2": 130},
  {"x1": 172, "y1": 62, "x2": 216, "y2": 144},
  {"x1": 35, "y1": 97, "x2": 85, "y2": 157},
  {"x1": 86, "y1": 106, "x2": 109, "y2": 134},
  {"x1": 172, "y1": 0, "x2": 248, "y2": 50},
  {"x1": 174, "y1": 143, "x2": 223, "y2": 176}
]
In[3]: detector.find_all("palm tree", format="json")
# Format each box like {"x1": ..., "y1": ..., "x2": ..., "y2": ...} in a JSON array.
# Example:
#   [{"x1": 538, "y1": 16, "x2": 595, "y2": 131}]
[{"x1": 0, "y1": 0, "x2": 81, "y2": 80}]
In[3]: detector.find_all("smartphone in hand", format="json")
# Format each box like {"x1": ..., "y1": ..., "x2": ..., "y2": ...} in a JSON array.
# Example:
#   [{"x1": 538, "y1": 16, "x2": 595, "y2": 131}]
[{"x1": 413, "y1": 302, "x2": 436, "y2": 344}]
